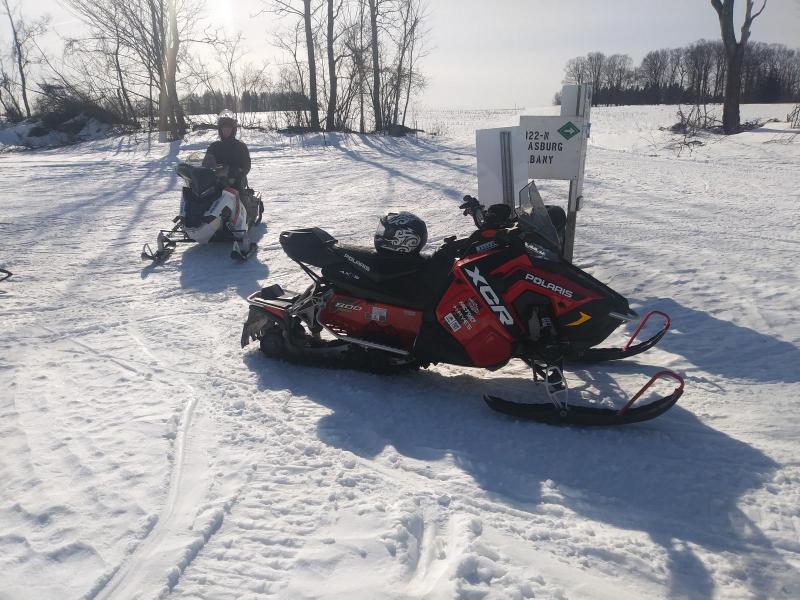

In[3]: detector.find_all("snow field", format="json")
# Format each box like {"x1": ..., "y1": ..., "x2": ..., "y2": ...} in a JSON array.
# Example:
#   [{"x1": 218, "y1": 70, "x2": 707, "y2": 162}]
[{"x1": 0, "y1": 104, "x2": 799, "y2": 599}]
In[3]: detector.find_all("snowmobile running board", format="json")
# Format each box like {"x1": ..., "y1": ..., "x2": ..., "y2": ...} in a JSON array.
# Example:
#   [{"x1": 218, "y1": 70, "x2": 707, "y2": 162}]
[
  {"x1": 572, "y1": 310, "x2": 671, "y2": 363},
  {"x1": 484, "y1": 370, "x2": 684, "y2": 426}
]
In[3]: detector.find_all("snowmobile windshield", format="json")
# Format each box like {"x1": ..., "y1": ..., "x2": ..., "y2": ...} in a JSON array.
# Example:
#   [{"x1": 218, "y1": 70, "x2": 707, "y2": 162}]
[
  {"x1": 515, "y1": 181, "x2": 561, "y2": 253},
  {"x1": 176, "y1": 163, "x2": 219, "y2": 199}
]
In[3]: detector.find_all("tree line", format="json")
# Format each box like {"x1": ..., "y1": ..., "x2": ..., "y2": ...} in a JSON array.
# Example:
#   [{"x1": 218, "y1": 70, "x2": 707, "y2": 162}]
[
  {"x1": 0, "y1": 0, "x2": 428, "y2": 137},
  {"x1": 561, "y1": 40, "x2": 800, "y2": 107}
]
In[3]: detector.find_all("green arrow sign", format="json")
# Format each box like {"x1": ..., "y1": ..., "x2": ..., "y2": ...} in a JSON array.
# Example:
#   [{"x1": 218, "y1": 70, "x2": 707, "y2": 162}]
[{"x1": 558, "y1": 121, "x2": 581, "y2": 140}]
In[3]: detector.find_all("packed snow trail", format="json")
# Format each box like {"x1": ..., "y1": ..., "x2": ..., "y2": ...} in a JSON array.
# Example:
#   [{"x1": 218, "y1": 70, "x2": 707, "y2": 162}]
[{"x1": 1, "y1": 106, "x2": 799, "y2": 599}]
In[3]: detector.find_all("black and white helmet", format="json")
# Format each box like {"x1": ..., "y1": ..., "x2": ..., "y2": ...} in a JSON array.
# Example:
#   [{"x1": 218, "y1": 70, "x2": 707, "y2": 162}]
[
  {"x1": 374, "y1": 212, "x2": 427, "y2": 254},
  {"x1": 217, "y1": 109, "x2": 238, "y2": 138}
]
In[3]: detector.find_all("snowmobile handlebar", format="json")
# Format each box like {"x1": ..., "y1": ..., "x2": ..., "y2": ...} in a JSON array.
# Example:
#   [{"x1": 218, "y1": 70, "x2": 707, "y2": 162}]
[
  {"x1": 460, "y1": 196, "x2": 518, "y2": 231},
  {"x1": 460, "y1": 195, "x2": 487, "y2": 229}
]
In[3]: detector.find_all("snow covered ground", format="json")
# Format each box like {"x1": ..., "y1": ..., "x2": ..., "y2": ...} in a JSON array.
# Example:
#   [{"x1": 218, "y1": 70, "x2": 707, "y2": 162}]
[{"x1": 1, "y1": 104, "x2": 799, "y2": 600}]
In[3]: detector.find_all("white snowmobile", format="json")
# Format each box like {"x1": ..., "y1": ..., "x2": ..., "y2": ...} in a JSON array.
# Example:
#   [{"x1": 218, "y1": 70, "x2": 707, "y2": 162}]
[{"x1": 141, "y1": 161, "x2": 264, "y2": 263}]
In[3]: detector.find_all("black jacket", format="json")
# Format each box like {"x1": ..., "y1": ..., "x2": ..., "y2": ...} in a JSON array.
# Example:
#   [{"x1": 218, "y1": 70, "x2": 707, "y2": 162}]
[{"x1": 204, "y1": 137, "x2": 251, "y2": 182}]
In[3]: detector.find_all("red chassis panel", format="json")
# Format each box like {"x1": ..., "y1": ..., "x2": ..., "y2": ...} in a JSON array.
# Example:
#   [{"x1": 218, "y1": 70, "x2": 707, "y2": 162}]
[
  {"x1": 436, "y1": 251, "x2": 518, "y2": 368},
  {"x1": 491, "y1": 255, "x2": 601, "y2": 318},
  {"x1": 435, "y1": 251, "x2": 603, "y2": 368},
  {"x1": 319, "y1": 293, "x2": 423, "y2": 351}
]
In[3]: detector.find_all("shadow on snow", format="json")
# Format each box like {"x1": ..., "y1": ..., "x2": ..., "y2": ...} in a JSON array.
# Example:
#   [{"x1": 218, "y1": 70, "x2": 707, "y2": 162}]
[
  {"x1": 632, "y1": 297, "x2": 800, "y2": 384},
  {"x1": 243, "y1": 349, "x2": 794, "y2": 600}
]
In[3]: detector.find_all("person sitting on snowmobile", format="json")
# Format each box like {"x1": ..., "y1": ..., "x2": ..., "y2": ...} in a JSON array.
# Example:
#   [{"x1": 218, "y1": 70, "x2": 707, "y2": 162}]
[{"x1": 203, "y1": 109, "x2": 251, "y2": 191}]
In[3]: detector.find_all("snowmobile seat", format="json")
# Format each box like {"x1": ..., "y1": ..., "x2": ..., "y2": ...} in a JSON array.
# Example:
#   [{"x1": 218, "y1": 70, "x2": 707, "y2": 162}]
[
  {"x1": 280, "y1": 228, "x2": 428, "y2": 282},
  {"x1": 280, "y1": 227, "x2": 341, "y2": 268},
  {"x1": 333, "y1": 245, "x2": 428, "y2": 283}
]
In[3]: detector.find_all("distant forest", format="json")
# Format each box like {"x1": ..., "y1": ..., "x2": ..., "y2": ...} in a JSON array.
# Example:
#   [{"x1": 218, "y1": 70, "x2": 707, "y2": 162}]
[
  {"x1": 182, "y1": 91, "x2": 311, "y2": 116},
  {"x1": 0, "y1": 0, "x2": 428, "y2": 136},
  {"x1": 560, "y1": 40, "x2": 800, "y2": 106}
]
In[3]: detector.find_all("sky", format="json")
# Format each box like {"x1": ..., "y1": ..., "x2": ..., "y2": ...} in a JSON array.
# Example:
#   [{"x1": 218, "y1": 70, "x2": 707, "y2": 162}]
[{"x1": 12, "y1": 0, "x2": 800, "y2": 109}]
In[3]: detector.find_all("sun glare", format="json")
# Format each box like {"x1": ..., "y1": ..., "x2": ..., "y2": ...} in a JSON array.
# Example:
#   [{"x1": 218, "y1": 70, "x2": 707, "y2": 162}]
[{"x1": 207, "y1": 0, "x2": 235, "y2": 34}]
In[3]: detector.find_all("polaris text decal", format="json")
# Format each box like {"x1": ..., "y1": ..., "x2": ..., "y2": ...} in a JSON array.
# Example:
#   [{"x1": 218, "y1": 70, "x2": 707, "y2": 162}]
[
  {"x1": 343, "y1": 253, "x2": 371, "y2": 272},
  {"x1": 524, "y1": 273, "x2": 574, "y2": 298}
]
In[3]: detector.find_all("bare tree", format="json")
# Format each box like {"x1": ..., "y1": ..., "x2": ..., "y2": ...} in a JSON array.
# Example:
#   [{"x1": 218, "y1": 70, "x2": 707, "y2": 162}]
[
  {"x1": 0, "y1": 56, "x2": 23, "y2": 120},
  {"x1": 340, "y1": 0, "x2": 369, "y2": 131},
  {"x1": 685, "y1": 40, "x2": 716, "y2": 103},
  {"x1": 367, "y1": 0, "x2": 382, "y2": 130},
  {"x1": 1, "y1": 0, "x2": 49, "y2": 119},
  {"x1": 564, "y1": 56, "x2": 588, "y2": 85},
  {"x1": 271, "y1": 0, "x2": 321, "y2": 129},
  {"x1": 65, "y1": 0, "x2": 201, "y2": 135},
  {"x1": 710, "y1": 0, "x2": 767, "y2": 133},
  {"x1": 273, "y1": 19, "x2": 310, "y2": 124},
  {"x1": 641, "y1": 49, "x2": 669, "y2": 103},
  {"x1": 390, "y1": 0, "x2": 418, "y2": 126},
  {"x1": 160, "y1": 0, "x2": 187, "y2": 138},
  {"x1": 585, "y1": 53, "x2": 605, "y2": 93},
  {"x1": 602, "y1": 54, "x2": 633, "y2": 105},
  {"x1": 268, "y1": 0, "x2": 428, "y2": 132},
  {"x1": 399, "y1": 0, "x2": 426, "y2": 127},
  {"x1": 324, "y1": 0, "x2": 344, "y2": 131}
]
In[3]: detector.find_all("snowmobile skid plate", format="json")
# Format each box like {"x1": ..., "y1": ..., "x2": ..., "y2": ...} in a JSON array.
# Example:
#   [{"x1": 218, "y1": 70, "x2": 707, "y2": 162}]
[
  {"x1": 484, "y1": 370, "x2": 684, "y2": 426},
  {"x1": 571, "y1": 310, "x2": 671, "y2": 363}
]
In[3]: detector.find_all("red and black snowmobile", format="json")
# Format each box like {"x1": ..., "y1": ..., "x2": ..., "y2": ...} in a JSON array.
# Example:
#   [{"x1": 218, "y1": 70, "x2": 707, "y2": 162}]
[{"x1": 241, "y1": 183, "x2": 684, "y2": 426}]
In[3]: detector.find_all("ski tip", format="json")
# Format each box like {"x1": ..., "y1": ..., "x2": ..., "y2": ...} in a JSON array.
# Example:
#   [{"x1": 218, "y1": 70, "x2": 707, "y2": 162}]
[{"x1": 231, "y1": 243, "x2": 258, "y2": 261}]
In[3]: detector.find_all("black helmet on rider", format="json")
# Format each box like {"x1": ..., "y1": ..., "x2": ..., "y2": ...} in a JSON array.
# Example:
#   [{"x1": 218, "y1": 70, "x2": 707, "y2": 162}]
[
  {"x1": 217, "y1": 109, "x2": 237, "y2": 139},
  {"x1": 374, "y1": 212, "x2": 427, "y2": 254}
]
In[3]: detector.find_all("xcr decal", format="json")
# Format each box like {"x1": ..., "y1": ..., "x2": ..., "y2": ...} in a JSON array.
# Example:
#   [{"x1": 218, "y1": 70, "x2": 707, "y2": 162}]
[{"x1": 463, "y1": 266, "x2": 514, "y2": 326}]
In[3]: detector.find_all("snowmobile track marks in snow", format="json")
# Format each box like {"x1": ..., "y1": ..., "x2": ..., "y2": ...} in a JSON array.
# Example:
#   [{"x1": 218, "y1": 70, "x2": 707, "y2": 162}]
[{"x1": 92, "y1": 329, "x2": 216, "y2": 600}]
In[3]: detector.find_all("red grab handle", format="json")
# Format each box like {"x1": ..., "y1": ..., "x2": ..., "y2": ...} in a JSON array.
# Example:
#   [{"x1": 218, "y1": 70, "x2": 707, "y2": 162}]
[{"x1": 617, "y1": 370, "x2": 685, "y2": 416}]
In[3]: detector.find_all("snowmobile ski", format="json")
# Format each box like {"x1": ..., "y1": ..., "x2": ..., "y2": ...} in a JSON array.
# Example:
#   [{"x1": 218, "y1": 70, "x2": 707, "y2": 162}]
[
  {"x1": 141, "y1": 222, "x2": 190, "y2": 263},
  {"x1": 484, "y1": 370, "x2": 684, "y2": 426},
  {"x1": 0, "y1": 268, "x2": 10, "y2": 282},
  {"x1": 570, "y1": 310, "x2": 671, "y2": 363},
  {"x1": 231, "y1": 241, "x2": 258, "y2": 261}
]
